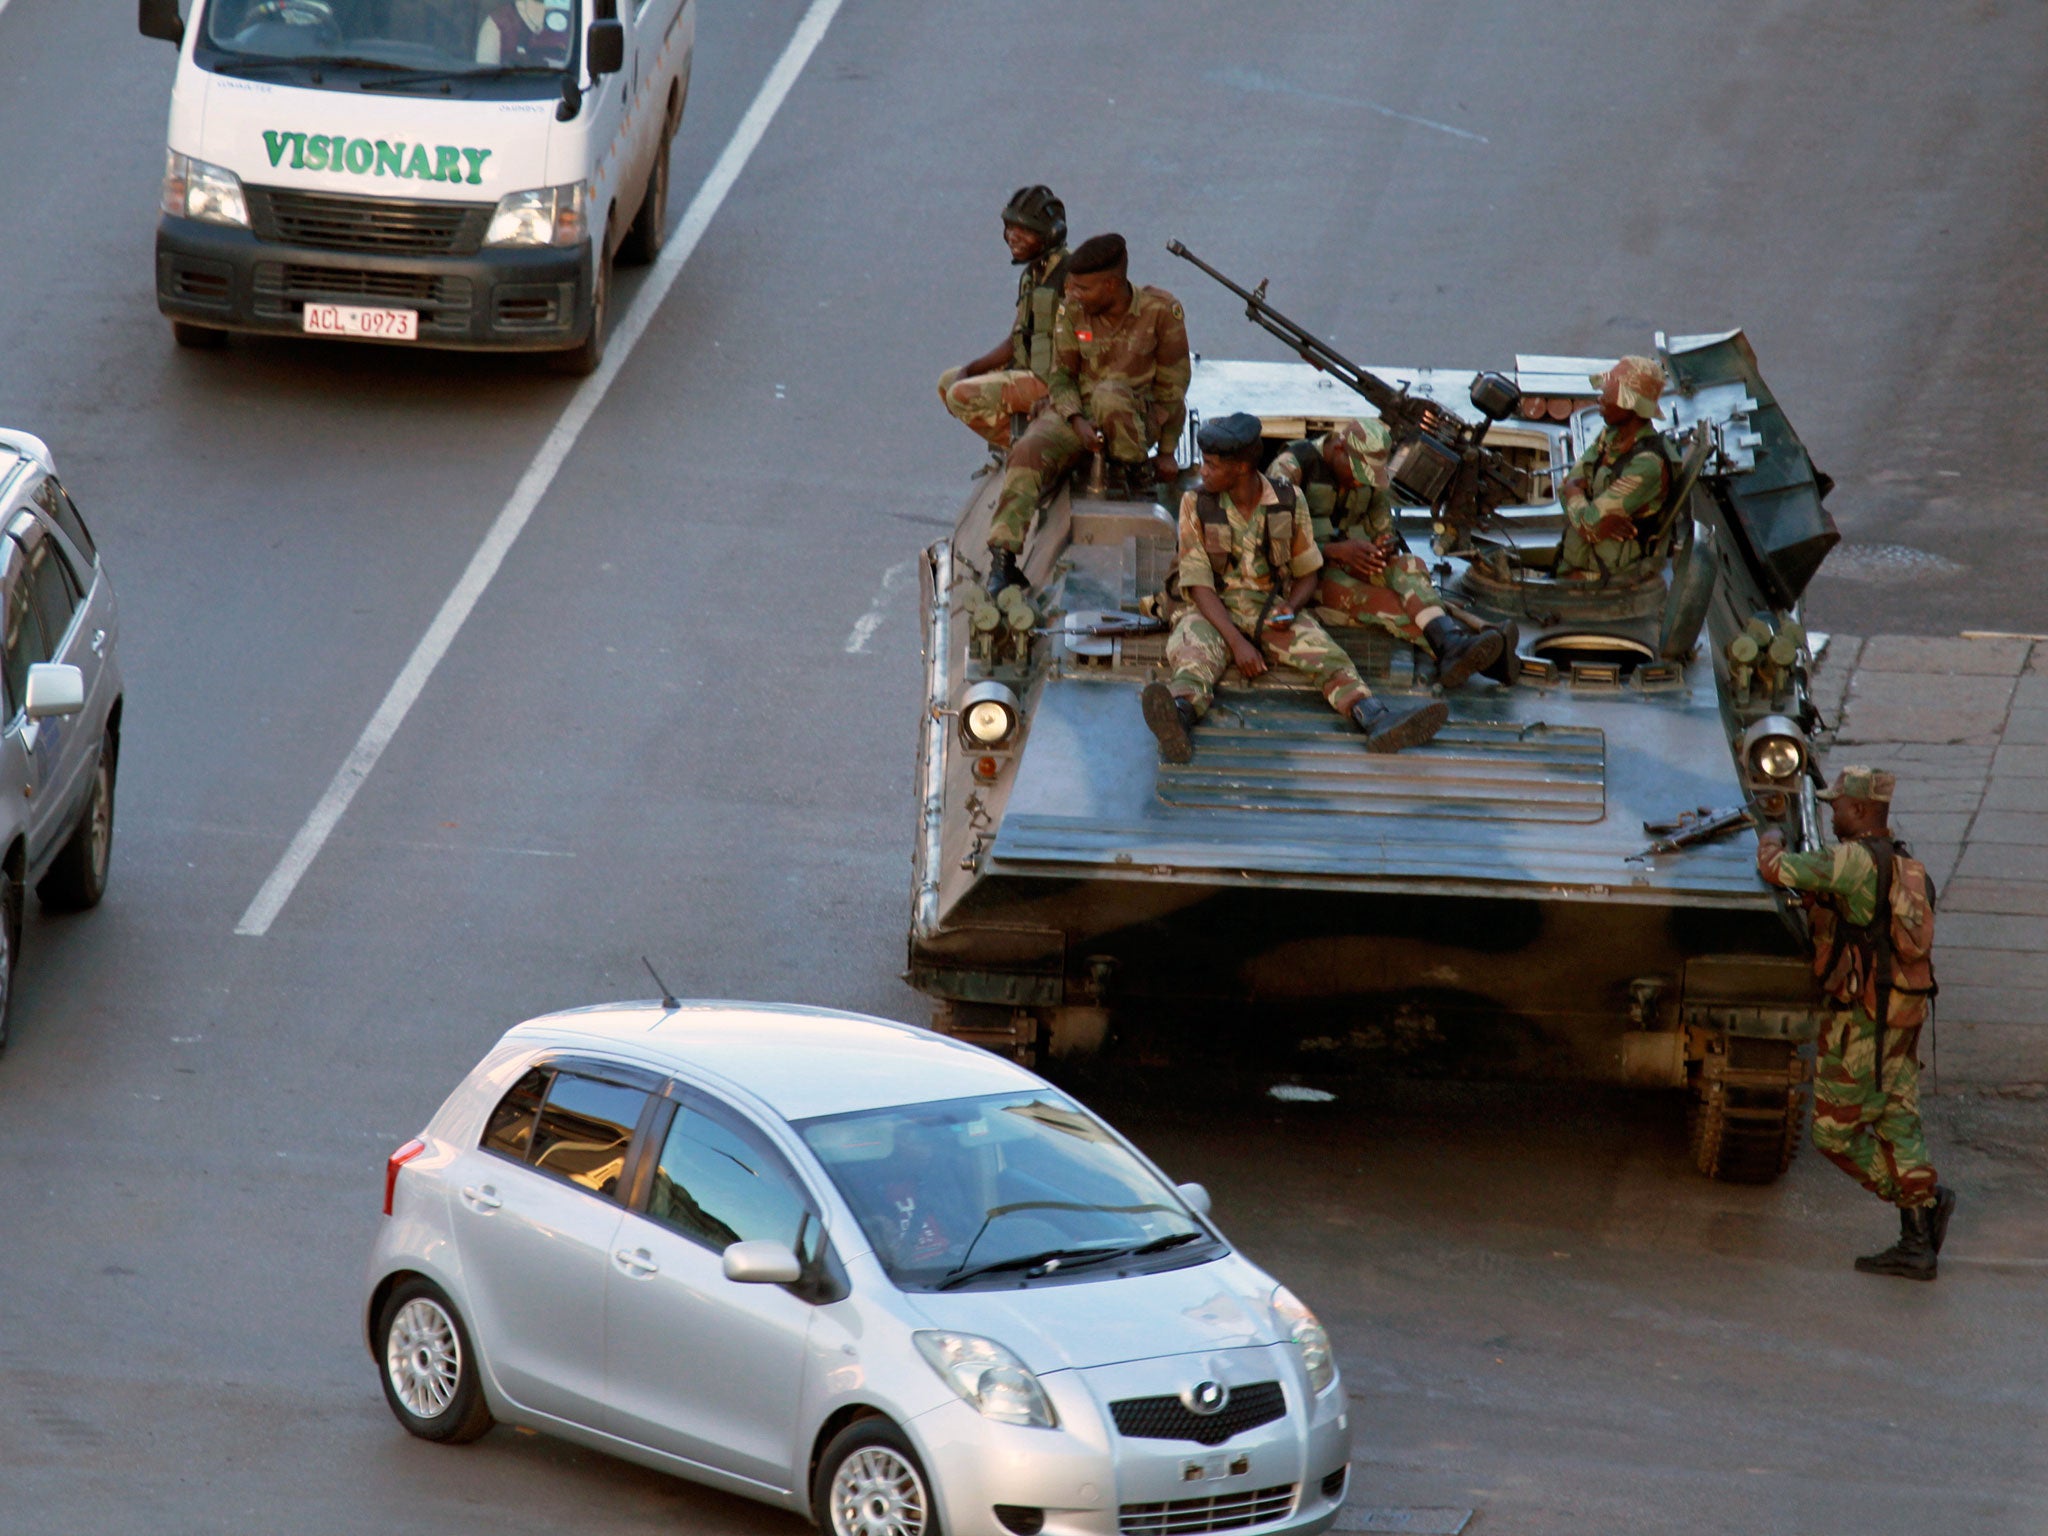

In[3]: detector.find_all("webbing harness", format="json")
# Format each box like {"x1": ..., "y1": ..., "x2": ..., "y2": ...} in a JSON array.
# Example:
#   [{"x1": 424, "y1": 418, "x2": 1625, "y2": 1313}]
[{"x1": 1195, "y1": 481, "x2": 1298, "y2": 642}]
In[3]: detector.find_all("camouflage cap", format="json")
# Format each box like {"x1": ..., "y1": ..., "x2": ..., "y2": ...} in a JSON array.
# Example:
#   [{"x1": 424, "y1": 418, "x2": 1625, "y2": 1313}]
[
  {"x1": 1321, "y1": 418, "x2": 1393, "y2": 489},
  {"x1": 1591, "y1": 355, "x2": 1667, "y2": 419},
  {"x1": 1816, "y1": 765, "x2": 1895, "y2": 803}
]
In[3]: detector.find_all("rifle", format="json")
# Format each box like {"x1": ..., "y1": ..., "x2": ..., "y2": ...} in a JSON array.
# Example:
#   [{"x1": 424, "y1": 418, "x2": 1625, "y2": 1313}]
[
  {"x1": 1639, "y1": 805, "x2": 1756, "y2": 856},
  {"x1": 1166, "y1": 241, "x2": 1530, "y2": 541}
]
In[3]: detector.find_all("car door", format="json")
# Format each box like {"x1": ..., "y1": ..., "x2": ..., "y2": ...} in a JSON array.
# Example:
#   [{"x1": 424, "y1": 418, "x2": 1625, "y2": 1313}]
[
  {"x1": 603, "y1": 1087, "x2": 821, "y2": 1490},
  {"x1": 444, "y1": 1060, "x2": 655, "y2": 1427},
  {"x1": 10, "y1": 510, "x2": 98, "y2": 840},
  {"x1": 0, "y1": 539, "x2": 64, "y2": 862}
]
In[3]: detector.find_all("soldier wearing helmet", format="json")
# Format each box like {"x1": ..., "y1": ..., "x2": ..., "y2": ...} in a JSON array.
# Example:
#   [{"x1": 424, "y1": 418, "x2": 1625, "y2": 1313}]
[
  {"x1": 1555, "y1": 356, "x2": 1675, "y2": 578},
  {"x1": 937, "y1": 186, "x2": 1071, "y2": 453},
  {"x1": 1268, "y1": 419, "x2": 1513, "y2": 689}
]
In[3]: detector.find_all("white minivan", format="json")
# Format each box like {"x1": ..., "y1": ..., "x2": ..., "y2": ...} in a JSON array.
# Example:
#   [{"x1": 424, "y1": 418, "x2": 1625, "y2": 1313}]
[{"x1": 139, "y1": 0, "x2": 693, "y2": 373}]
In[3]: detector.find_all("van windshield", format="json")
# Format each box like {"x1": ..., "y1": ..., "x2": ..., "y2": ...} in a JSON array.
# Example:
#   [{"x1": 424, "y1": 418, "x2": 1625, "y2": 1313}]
[{"x1": 200, "y1": 0, "x2": 581, "y2": 90}]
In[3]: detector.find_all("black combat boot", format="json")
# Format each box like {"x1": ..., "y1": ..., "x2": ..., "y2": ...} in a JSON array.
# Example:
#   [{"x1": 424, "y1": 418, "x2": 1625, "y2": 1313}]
[
  {"x1": 1141, "y1": 683, "x2": 1198, "y2": 763},
  {"x1": 1351, "y1": 697, "x2": 1450, "y2": 754},
  {"x1": 1929, "y1": 1184, "x2": 1957, "y2": 1254},
  {"x1": 1422, "y1": 616, "x2": 1505, "y2": 689},
  {"x1": 1480, "y1": 620, "x2": 1521, "y2": 685},
  {"x1": 985, "y1": 548, "x2": 1028, "y2": 599},
  {"x1": 1854, "y1": 1204, "x2": 1938, "y2": 1281}
]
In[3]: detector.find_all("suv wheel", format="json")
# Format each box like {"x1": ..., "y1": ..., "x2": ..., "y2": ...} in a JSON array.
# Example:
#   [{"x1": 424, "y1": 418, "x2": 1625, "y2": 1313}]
[
  {"x1": 376, "y1": 1278, "x2": 494, "y2": 1444},
  {"x1": 38, "y1": 734, "x2": 116, "y2": 911}
]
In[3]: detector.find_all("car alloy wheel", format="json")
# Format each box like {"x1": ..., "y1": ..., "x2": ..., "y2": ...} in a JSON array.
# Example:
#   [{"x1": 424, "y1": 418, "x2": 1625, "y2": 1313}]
[
  {"x1": 375, "y1": 1278, "x2": 492, "y2": 1442},
  {"x1": 831, "y1": 1445, "x2": 930, "y2": 1536}
]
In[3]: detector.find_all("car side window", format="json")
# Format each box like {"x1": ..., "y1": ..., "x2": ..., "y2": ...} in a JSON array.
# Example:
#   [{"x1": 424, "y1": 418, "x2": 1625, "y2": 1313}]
[
  {"x1": 528, "y1": 1071, "x2": 650, "y2": 1199},
  {"x1": 26, "y1": 541, "x2": 79, "y2": 657},
  {"x1": 2, "y1": 574, "x2": 46, "y2": 723},
  {"x1": 481, "y1": 1066, "x2": 552, "y2": 1161},
  {"x1": 646, "y1": 1100, "x2": 815, "y2": 1256},
  {"x1": 31, "y1": 478, "x2": 96, "y2": 571}
]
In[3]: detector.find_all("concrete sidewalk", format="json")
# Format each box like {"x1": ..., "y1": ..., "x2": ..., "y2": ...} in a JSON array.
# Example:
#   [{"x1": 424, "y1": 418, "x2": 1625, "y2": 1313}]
[{"x1": 1808, "y1": 631, "x2": 2048, "y2": 1086}]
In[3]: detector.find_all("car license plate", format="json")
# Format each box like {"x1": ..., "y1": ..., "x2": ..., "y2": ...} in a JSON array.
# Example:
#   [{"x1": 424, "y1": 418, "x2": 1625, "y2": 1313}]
[
  {"x1": 302, "y1": 302, "x2": 419, "y2": 341},
  {"x1": 1181, "y1": 1452, "x2": 1251, "y2": 1483}
]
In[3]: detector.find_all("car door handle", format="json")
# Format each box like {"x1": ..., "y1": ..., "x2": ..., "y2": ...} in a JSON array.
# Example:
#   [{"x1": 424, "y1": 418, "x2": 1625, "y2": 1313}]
[
  {"x1": 461, "y1": 1185, "x2": 502, "y2": 1212},
  {"x1": 613, "y1": 1247, "x2": 659, "y2": 1277},
  {"x1": 90, "y1": 629, "x2": 106, "y2": 656}
]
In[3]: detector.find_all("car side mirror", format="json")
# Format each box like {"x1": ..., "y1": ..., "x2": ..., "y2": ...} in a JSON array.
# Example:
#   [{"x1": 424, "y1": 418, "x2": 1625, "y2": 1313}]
[
  {"x1": 723, "y1": 1239, "x2": 802, "y2": 1285},
  {"x1": 1176, "y1": 1181, "x2": 1212, "y2": 1217},
  {"x1": 24, "y1": 663, "x2": 84, "y2": 721},
  {"x1": 139, "y1": 0, "x2": 185, "y2": 43},
  {"x1": 586, "y1": 19, "x2": 624, "y2": 77}
]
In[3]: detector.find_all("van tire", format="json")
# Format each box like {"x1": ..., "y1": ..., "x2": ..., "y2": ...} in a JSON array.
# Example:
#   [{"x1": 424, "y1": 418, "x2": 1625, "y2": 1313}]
[
  {"x1": 552, "y1": 248, "x2": 609, "y2": 377},
  {"x1": 618, "y1": 111, "x2": 674, "y2": 268},
  {"x1": 171, "y1": 321, "x2": 227, "y2": 350}
]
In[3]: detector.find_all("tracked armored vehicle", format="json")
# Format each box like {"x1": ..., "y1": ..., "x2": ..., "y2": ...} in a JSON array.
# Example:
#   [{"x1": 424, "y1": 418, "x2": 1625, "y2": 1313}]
[{"x1": 910, "y1": 325, "x2": 1840, "y2": 1183}]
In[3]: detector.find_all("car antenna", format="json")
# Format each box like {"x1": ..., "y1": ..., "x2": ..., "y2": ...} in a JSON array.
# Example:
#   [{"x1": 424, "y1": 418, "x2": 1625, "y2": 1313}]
[{"x1": 641, "y1": 957, "x2": 681, "y2": 1012}]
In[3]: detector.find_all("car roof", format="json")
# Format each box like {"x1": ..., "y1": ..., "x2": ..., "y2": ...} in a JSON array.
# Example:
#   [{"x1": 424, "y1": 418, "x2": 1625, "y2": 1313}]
[{"x1": 502, "y1": 1000, "x2": 1045, "y2": 1122}]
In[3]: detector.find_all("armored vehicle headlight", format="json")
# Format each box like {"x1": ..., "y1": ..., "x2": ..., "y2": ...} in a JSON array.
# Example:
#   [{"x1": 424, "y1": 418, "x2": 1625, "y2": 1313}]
[
  {"x1": 1272, "y1": 1285, "x2": 1337, "y2": 1395},
  {"x1": 914, "y1": 1332, "x2": 1058, "y2": 1428},
  {"x1": 162, "y1": 152, "x2": 248, "y2": 229},
  {"x1": 960, "y1": 680, "x2": 1021, "y2": 748},
  {"x1": 485, "y1": 182, "x2": 588, "y2": 248},
  {"x1": 1740, "y1": 715, "x2": 1809, "y2": 784}
]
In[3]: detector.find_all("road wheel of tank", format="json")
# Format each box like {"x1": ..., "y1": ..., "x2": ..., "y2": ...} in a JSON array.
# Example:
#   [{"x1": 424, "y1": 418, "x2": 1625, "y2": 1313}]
[
  {"x1": 377, "y1": 1278, "x2": 494, "y2": 1444},
  {"x1": 171, "y1": 321, "x2": 227, "y2": 350},
  {"x1": 813, "y1": 1417, "x2": 940, "y2": 1536},
  {"x1": 618, "y1": 103, "x2": 675, "y2": 268},
  {"x1": 552, "y1": 244, "x2": 610, "y2": 377},
  {"x1": 1688, "y1": 1038, "x2": 1806, "y2": 1184},
  {"x1": 37, "y1": 733, "x2": 116, "y2": 912}
]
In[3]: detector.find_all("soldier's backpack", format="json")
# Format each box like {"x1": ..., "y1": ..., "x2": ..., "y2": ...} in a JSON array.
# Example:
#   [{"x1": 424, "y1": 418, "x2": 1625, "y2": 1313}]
[{"x1": 1818, "y1": 837, "x2": 1939, "y2": 1069}]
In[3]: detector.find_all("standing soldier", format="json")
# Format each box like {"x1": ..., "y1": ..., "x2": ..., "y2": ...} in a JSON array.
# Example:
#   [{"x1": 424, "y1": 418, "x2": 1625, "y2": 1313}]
[
  {"x1": 1140, "y1": 413, "x2": 1449, "y2": 763},
  {"x1": 1269, "y1": 419, "x2": 1512, "y2": 687},
  {"x1": 937, "y1": 186, "x2": 1070, "y2": 452},
  {"x1": 1756, "y1": 767, "x2": 1955, "y2": 1280},
  {"x1": 1556, "y1": 356, "x2": 1675, "y2": 578},
  {"x1": 985, "y1": 232, "x2": 1190, "y2": 596}
]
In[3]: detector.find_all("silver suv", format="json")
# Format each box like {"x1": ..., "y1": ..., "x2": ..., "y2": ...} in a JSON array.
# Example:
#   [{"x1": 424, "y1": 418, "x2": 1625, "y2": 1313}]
[{"x1": 0, "y1": 431, "x2": 122, "y2": 1049}]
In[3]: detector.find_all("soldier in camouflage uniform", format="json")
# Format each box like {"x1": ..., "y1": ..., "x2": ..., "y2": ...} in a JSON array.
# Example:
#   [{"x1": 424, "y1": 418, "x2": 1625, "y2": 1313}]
[
  {"x1": 938, "y1": 186, "x2": 1070, "y2": 452},
  {"x1": 985, "y1": 232, "x2": 1191, "y2": 596},
  {"x1": 1268, "y1": 419, "x2": 1511, "y2": 687},
  {"x1": 1555, "y1": 356, "x2": 1675, "y2": 578},
  {"x1": 1757, "y1": 766, "x2": 1956, "y2": 1280},
  {"x1": 1140, "y1": 413, "x2": 1449, "y2": 763}
]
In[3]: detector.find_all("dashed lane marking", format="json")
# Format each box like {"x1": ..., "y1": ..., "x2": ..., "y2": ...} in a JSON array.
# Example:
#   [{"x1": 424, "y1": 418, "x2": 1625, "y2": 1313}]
[
  {"x1": 233, "y1": 0, "x2": 849, "y2": 936},
  {"x1": 844, "y1": 559, "x2": 916, "y2": 653}
]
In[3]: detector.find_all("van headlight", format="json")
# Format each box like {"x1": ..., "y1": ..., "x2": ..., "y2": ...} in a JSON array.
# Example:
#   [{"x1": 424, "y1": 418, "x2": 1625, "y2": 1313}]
[
  {"x1": 162, "y1": 151, "x2": 249, "y2": 228},
  {"x1": 914, "y1": 1332, "x2": 1058, "y2": 1428},
  {"x1": 959, "y1": 680, "x2": 1021, "y2": 749},
  {"x1": 1740, "y1": 715, "x2": 1809, "y2": 784},
  {"x1": 1272, "y1": 1285, "x2": 1337, "y2": 1395},
  {"x1": 484, "y1": 183, "x2": 587, "y2": 247}
]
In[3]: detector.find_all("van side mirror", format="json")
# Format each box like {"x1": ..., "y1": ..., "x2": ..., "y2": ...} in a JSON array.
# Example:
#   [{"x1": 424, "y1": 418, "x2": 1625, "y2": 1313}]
[
  {"x1": 139, "y1": 0, "x2": 185, "y2": 43},
  {"x1": 1175, "y1": 1181, "x2": 1212, "y2": 1217},
  {"x1": 24, "y1": 663, "x2": 84, "y2": 721},
  {"x1": 586, "y1": 19, "x2": 624, "y2": 77},
  {"x1": 722, "y1": 1239, "x2": 802, "y2": 1285}
]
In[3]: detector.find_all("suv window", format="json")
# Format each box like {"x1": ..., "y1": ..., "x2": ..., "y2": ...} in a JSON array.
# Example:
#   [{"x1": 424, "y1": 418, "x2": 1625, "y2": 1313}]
[
  {"x1": 31, "y1": 478, "x2": 95, "y2": 570},
  {"x1": 646, "y1": 1100, "x2": 815, "y2": 1255},
  {"x1": 2, "y1": 571, "x2": 46, "y2": 722},
  {"x1": 25, "y1": 540, "x2": 78, "y2": 658},
  {"x1": 528, "y1": 1072, "x2": 649, "y2": 1198}
]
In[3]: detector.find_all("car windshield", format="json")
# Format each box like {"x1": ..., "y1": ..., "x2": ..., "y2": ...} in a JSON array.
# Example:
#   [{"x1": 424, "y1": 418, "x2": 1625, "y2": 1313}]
[
  {"x1": 797, "y1": 1091, "x2": 1218, "y2": 1292},
  {"x1": 199, "y1": 0, "x2": 579, "y2": 90}
]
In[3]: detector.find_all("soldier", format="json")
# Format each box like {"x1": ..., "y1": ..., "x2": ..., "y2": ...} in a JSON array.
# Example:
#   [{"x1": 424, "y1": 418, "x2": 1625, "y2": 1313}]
[
  {"x1": 1140, "y1": 413, "x2": 1449, "y2": 764},
  {"x1": 1269, "y1": 419, "x2": 1512, "y2": 687},
  {"x1": 936, "y1": 186, "x2": 1070, "y2": 452},
  {"x1": 1555, "y1": 356, "x2": 1675, "y2": 578},
  {"x1": 1756, "y1": 767, "x2": 1955, "y2": 1280},
  {"x1": 985, "y1": 232, "x2": 1191, "y2": 596}
]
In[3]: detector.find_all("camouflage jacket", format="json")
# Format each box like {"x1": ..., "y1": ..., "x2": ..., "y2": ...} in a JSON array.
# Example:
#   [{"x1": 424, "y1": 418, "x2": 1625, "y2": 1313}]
[
  {"x1": 1049, "y1": 283, "x2": 1192, "y2": 455},
  {"x1": 1559, "y1": 420, "x2": 1672, "y2": 546},
  {"x1": 1177, "y1": 479, "x2": 1321, "y2": 627},
  {"x1": 1760, "y1": 837, "x2": 1934, "y2": 1025},
  {"x1": 1008, "y1": 245, "x2": 1070, "y2": 380},
  {"x1": 1268, "y1": 425, "x2": 1396, "y2": 543}
]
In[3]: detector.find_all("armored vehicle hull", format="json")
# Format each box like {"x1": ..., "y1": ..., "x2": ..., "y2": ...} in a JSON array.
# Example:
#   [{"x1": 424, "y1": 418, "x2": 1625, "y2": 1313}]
[{"x1": 912, "y1": 331, "x2": 1837, "y2": 1183}]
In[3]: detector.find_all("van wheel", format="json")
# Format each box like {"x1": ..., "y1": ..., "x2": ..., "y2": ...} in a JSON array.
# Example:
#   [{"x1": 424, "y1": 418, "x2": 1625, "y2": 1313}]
[
  {"x1": 814, "y1": 1418, "x2": 941, "y2": 1536},
  {"x1": 0, "y1": 872, "x2": 19, "y2": 1052},
  {"x1": 377, "y1": 1278, "x2": 494, "y2": 1444},
  {"x1": 618, "y1": 111, "x2": 674, "y2": 267},
  {"x1": 171, "y1": 321, "x2": 227, "y2": 349},
  {"x1": 552, "y1": 248, "x2": 609, "y2": 377},
  {"x1": 38, "y1": 734, "x2": 116, "y2": 912}
]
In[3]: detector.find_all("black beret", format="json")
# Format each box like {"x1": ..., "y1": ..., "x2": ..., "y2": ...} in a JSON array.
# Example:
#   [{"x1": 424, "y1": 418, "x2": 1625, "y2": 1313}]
[
  {"x1": 1197, "y1": 412, "x2": 1264, "y2": 456},
  {"x1": 1067, "y1": 232, "x2": 1128, "y2": 274}
]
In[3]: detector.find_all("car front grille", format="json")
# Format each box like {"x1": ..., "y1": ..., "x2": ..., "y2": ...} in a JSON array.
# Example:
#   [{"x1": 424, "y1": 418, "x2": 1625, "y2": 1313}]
[
  {"x1": 1119, "y1": 1484, "x2": 1297, "y2": 1536},
  {"x1": 248, "y1": 187, "x2": 488, "y2": 256},
  {"x1": 1110, "y1": 1382, "x2": 1286, "y2": 1446}
]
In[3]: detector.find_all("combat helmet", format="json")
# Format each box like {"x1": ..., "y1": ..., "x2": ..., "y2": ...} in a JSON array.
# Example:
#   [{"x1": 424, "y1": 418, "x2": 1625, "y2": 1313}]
[{"x1": 1001, "y1": 185, "x2": 1067, "y2": 247}]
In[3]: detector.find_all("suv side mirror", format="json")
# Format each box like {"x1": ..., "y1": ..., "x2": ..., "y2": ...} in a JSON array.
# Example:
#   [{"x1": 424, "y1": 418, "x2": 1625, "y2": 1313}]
[
  {"x1": 722, "y1": 1239, "x2": 802, "y2": 1285},
  {"x1": 586, "y1": 19, "x2": 624, "y2": 77},
  {"x1": 139, "y1": 0, "x2": 185, "y2": 43},
  {"x1": 24, "y1": 662, "x2": 84, "y2": 721},
  {"x1": 1175, "y1": 1181, "x2": 1212, "y2": 1217}
]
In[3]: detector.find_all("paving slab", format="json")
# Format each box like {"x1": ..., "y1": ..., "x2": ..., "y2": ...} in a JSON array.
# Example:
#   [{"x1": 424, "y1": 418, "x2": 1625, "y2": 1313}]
[
  {"x1": 1855, "y1": 634, "x2": 2032, "y2": 675},
  {"x1": 1982, "y1": 775, "x2": 2048, "y2": 812},
  {"x1": 1991, "y1": 742, "x2": 2048, "y2": 777},
  {"x1": 1941, "y1": 911, "x2": 2048, "y2": 950},
  {"x1": 1891, "y1": 811, "x2": 1974, "y2": 846},
  {"x1": 2000, "y1": 707, "x2": 2048, "y2": 746},
  {"x1": 1837, "y1": 673, "x2": 2015, "y2": 746},
  {"x1": 1964, "y1": 810, "x2": 2048, "y2": 845},
  {"x1": 1823, "y1": 740, "x2": 1995, "y2": 771},
  {"x1": 1955, "y1": 841, "x2": 2048, "y2": 883},
  {"x1": 1938, "y1": 949, "x2": 2048, "y2": 990},
  {"x1": 1887, "y1": 780, "x2": 1990, "y2": 814},
  {"x1": 1930, "y1": 984, "x2": 2048, "y2": 1027},
  {"x1": 1940, "y1": 878, "x2": 2048, "y2": 916},
  {"x1": 2015, "y1": 675, "x2": 2048, "y2": 707},
  {"x1": 1925, "y1": 1020, "x2": 2048, "y2": 1085}
]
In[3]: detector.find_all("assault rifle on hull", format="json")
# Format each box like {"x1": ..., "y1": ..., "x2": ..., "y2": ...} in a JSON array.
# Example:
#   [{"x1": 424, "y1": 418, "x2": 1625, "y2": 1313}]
[{"x1": 1167, "y1": 241, "x2": 1530, "y2": 541}]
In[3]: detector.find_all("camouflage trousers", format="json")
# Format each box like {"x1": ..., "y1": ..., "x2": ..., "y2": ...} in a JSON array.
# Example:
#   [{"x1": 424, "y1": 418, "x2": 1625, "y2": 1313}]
[
  {"x1": 1312, "y1": 555, "x2": 1442, "y2": 645},
  {"x1": 1165, "y1": 607, "x2": 1372, "y2": 719},
  {"x1": 1555, "y1": 519, "x2": 1644, "y2": 578},
  {"x1": 1812, "y1": 1005, "x2": 1938, "y2": 1210},
  {"x1": 937, "y1": 366, "x2": 1043, "y2": 449},
  {"x1": 989, "y1": 382, "x2": 1149, "y2": 554}
]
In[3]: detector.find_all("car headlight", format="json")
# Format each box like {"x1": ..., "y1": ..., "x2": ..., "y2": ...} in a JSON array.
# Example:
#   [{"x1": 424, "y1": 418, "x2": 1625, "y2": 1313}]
[
  {"x1": 913, "y1": 1331, "x2": 1058, "y2": 1428},
  {"x1": 1272, "y1": 1285, "x2": 1336, "y2": 1395},
  {"x1": 484, "y1": 183, "x2": 587, "y2": 248},
  {"x1": 162, "y1": 151, "x2": 249, "y2": 228},
  {"x1": 959, "y1": 679, "x2": 1021, "y2": 749},
  {"x1": 1740, "y1": 715, "x2": 1808, "y2": 784}
]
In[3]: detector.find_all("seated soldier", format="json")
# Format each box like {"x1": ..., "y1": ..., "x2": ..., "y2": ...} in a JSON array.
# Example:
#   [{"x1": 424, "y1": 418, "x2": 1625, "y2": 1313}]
[
  {"x1": 937, "y1": 186, "x2": 1070, "y2": 453},
  {"x1": 1269, "y1": 420, "x2": 1511, "y2": 688},
  {"x1": 476, "y1": 0, "x2": 573, "y2": 65},
  {"x1": 1555, "y1": 356, "x2": 1674, "y2": 578},
  {"x1": 1141, "y1": 413, "x2": 1449, "y2": 764},
  {"x1": 985, "y1": 232, "x2": 1190, "y2": 597}
]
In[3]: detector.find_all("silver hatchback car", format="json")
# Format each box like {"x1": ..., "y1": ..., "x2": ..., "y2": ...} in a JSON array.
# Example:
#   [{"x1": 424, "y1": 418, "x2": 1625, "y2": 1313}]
[{"x1": 366, "y1": 1003, "x2": 1352, "y2": 1536}]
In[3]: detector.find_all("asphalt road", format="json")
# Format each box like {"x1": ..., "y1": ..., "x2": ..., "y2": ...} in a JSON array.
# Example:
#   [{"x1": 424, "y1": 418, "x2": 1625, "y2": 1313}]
[{"x1": 2, "y1": 2, "x2": 2045, "y2": 1533}]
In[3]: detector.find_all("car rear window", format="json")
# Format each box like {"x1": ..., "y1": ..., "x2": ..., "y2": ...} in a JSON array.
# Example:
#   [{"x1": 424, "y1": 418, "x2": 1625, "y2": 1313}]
[
  {"x1": 481, "y1": 1067, "x2": 551, "y2": 1160},
  {"x1": 528, "y1": 1073, "x2": 648, "y2": 1199}
]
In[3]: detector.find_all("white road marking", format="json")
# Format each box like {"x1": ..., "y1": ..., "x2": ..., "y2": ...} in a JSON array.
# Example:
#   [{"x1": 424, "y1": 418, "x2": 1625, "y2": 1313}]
[
  {"x1": 1208, "y1": 65, "x2": 1490, "y2": 144},
  {"x1": 234, "y1": 0, "x2": 848, "y2": 936},
  {"x1": 844, "y1": 559, "x2": 916, "y2": 653}
]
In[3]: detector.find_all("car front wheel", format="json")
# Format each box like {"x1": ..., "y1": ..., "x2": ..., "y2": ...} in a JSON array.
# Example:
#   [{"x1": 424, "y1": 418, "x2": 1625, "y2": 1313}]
[
  {"x1": 814, "y1": 1418, "x2": 942, "y2": 1536},
  {"x1": 376, "y1": 1278, "x2": 494, "y2": 1444},
  {"x1": 38, "y1": 734, "x2": 116, "y2": 911}
]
